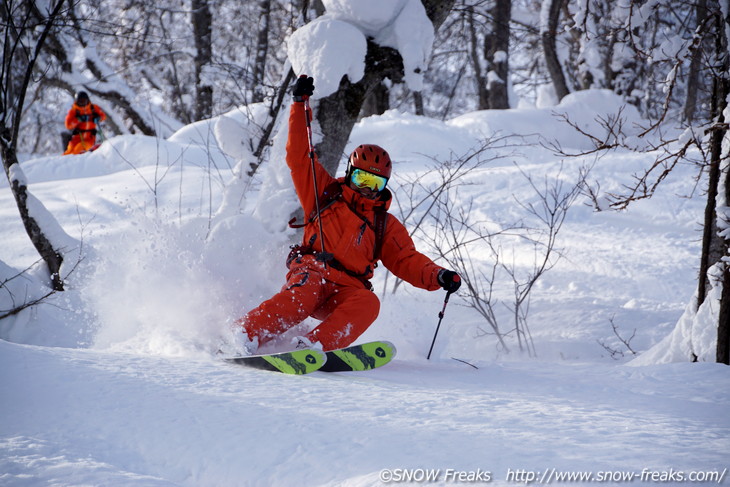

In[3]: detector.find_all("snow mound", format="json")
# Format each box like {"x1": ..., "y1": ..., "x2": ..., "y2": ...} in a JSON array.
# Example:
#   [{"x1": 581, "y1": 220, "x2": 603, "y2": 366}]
[
  {"x1": 449, "y1": 89, "x2": 644, "y2": 151},
  {"x1": 288, "y1": 0, "x2": 433, "y2": 93},
  {"x1": 287, "y1": 18, "x2": 367, "y2": 96}
]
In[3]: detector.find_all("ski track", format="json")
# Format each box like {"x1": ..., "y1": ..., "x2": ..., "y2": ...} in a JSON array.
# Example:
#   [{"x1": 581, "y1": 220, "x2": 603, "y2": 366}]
[{"x1": 1, "y1": 340, "x2": 727, "y2": 487}]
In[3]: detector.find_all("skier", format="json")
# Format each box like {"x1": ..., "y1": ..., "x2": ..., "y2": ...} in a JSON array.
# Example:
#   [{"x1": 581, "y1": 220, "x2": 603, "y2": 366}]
[
  {"x1": 63, "y1": 91, "x2": 106, "y2": 155},
  {"x1": 235, "y1": 75, "x2": 461, "y2": 353}
]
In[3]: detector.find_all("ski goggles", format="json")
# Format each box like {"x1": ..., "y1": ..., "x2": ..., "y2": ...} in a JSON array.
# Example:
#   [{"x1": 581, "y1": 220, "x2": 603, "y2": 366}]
[{"x1": 350, "y1": 168, "x2": 388, "y2": 192}]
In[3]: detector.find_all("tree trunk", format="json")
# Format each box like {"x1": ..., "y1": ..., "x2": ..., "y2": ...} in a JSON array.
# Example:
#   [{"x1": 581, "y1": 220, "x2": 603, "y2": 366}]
[
  {"x1": 717, "y1": 126, "x2": 730, "y2": 364},
  {"x1": 719, "y1": 213, "x2": 730, "y2": 364},
  {"x1": 316, "y1": 74, "x2": 370, "y2": 175},
  {"x1": 486, "y1": 0, "x2": 511, "y2": 109},
  {"x1": 252, "y1": 0, "x2": 272, "y2": 104},
  {"x1": 1, "y1": 144, "x2": 64, "y2": 291},
  {"x1": 466, "y1": 6, "x2": 489, "y2": 110},
  {"x1": 697, "y1": 136, "x2": 724, "y2": 307},
  {"x1": 413, "y1": 90, "x2": 424, "y2": 116},
  {"x1": 361, "y1": 81, "x2": 390, "y2": 118},
  {"x1": 192, "y1": 0, "x2": 213, "y2": 120},
  {"x1": 713, "y1": 5, "x2": 730, "y2": 364},
  {"x1": 684, "y1": 0, "x2": 709, "y2": 123},
  {"x1": 541, "y1": 0, "x2": 570, "y2": 101},
  {"x1": 422, "y1": 0, "x2": 455, "y2": 27}
]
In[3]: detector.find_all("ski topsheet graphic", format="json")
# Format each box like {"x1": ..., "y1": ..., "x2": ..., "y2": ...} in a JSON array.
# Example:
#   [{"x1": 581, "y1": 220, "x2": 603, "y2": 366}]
[
  {"x1": 225, "y1": 341, "x2": 396, "y2": 374},
  {"x1": 225, "y1": 348, "x2": 326, "y2": 374},
  {"x1": 321, "y1": 341, "x2": 396, "y2": 372}
]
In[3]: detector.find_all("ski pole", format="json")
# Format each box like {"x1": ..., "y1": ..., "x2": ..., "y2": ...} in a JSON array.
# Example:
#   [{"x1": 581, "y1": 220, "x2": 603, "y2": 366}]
[
  {"x1": 302, "y1": 90, "x2": 331, "y2": 266},
  {"x1": 97, "y1": 122, "x2": 105, "y2": 144},
  {"x1": 427, "y1": 289, "x2": 454, "y2": 360}
]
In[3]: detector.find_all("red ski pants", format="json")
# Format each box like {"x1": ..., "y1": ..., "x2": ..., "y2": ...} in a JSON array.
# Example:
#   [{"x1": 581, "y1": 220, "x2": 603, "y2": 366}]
[
  {"x1": 237, "y1": 266, "x2": 380, "y2": 351},
  {"x1": 64, "y1": 132, "x2": 97, "y2": 155}
]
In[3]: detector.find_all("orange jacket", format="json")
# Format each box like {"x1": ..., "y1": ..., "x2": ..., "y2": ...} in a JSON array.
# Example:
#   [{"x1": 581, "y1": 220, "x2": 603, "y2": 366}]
[
  {"x1": 286, "y1": 102, "x2": 442, "y2": 291},
  {"x1": 65, "y1": 102, "x2": 106, "y2": 132}
]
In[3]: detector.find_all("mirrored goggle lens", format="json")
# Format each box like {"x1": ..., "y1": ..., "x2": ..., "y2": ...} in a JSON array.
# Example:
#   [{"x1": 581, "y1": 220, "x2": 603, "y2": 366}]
[{"x1": 351, "y1": 168, "x2": 388, "y2": 191}]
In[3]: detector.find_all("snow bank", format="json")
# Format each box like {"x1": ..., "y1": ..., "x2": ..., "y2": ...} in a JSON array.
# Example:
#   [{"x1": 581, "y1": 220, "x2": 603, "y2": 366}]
[
  {"x1": 450, "y1": 89, "x2": 644, "y2": 151},
  {"x1": 350, "y1": 110, "x2": 480, "y2": 166}
]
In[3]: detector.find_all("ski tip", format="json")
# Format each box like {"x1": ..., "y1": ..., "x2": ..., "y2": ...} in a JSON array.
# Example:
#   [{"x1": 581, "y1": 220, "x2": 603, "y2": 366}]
[
  {"x1": 320, "y1": 340, "x2": 396, "y2": 372},
  {"x1": 380, "y1": 340, "x2": 396, "y2": 355}
]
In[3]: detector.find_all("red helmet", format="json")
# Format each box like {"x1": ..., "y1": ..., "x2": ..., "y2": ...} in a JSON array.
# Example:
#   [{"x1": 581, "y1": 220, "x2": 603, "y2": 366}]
[{"x1": 347, "y1": 144, "x2": 392, "y2": 179}]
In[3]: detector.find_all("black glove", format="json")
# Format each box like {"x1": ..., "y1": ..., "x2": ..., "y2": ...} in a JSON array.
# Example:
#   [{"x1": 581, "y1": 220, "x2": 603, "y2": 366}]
[
  {"x1": 292, "y1": 75, "x2": 314, "y2": 102},
  {"x1": 72, "y1": 128, "x2": 80, "y2": 136},
  {"x1": 438, "y1": 269, "x2": 461, "y2": 293}
]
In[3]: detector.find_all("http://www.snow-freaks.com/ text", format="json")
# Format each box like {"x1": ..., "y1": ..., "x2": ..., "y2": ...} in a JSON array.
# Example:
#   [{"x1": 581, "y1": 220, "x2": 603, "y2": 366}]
[{"x1": 378, "y1": 467, "x2": 727, "y2": 484}]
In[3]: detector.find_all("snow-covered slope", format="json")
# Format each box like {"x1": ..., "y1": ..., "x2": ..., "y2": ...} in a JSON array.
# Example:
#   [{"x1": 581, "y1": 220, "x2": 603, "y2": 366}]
[
  {"x1": 2, "y1": 339, "x2": 727, "y2": 486},
  {"x1": 2, "y1": 91, "x2": 728, "y2": 485}
]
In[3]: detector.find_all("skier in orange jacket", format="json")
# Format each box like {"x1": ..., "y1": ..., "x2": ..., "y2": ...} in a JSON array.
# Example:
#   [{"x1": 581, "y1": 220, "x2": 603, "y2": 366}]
[
  {"x1": 236, "y1": 76, "x2": 461, "y2": 352},
  {"x1": 63, "y1": 91, "x2": 106, "y2": 155}
]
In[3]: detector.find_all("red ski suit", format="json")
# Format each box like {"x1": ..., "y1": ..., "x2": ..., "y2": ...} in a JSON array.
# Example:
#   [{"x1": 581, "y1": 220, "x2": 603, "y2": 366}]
[
  {"x1": 64, "y1": 102, "x2": 106, "y2": 155},
  {"x1": 238, "y1": 101, "x2": 443, "y2": 351}
]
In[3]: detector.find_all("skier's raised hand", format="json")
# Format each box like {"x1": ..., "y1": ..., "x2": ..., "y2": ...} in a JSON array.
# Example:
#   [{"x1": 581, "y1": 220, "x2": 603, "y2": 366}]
[{"x1": 293, "y1": 75, "x2": 314, "y2": 102}]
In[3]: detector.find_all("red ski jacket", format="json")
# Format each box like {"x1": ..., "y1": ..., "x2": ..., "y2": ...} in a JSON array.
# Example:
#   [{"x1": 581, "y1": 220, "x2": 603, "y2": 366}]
[
  {"x1": 65, "y1": 102, "x2": 106, "y2": 133},
  {"x1": 286, "y1": 101, "x2": 442, "y2": 291}
]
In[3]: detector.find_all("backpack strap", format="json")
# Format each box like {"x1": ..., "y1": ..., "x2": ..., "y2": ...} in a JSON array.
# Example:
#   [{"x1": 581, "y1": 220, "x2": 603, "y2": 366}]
[
  {"x1": 372, "y1": 208, "x2": 388, "y2": 261},
  {"x1": 288, "y1": 181, "x2": 343, "y2": 229},
  {"x1": 288, "y1": 180, "x2": 388, "y2": 263}
]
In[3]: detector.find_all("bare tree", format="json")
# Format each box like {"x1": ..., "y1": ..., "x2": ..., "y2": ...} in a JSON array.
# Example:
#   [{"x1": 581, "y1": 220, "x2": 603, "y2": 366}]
[
  {"x1": 597, "y1": 316, "x2": 638, "y2": 360},
  {"x1": 388, "y1": 142, "x2": 582, "y2": 355},
  {"x1": 450, "y1": 0, "x2": 511, "y2": 111},
  {"x1": 1, "y1": 0, "x2": 67, "y2": 290},
  {"x1": 555, "y1": 0, "x2": 730, "y2": 363}
]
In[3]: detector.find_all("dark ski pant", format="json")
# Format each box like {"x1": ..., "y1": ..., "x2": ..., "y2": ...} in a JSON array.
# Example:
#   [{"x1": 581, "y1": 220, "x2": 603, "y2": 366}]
[{"x1": 237, "y1": 265, "x2": 379, "y2": 351}]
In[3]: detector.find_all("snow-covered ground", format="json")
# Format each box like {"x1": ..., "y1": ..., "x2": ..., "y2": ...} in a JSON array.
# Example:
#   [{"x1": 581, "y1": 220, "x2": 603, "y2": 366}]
[
  {"x1": 2, "y1": 90, "x2": 729, "y2": 485},
  {"x1": 2, "y1": 340, "x2": 727, "y2": 486}
]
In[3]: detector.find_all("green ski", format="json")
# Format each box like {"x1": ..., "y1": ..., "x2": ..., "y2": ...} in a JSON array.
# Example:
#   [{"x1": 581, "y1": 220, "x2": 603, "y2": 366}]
[
  {"x1": 320, "y1": 341, "x2": 396, "y2": 372},
  {"x1": 225, "y1": 348, "x2": 327, "y2": 375}
]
